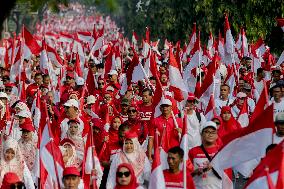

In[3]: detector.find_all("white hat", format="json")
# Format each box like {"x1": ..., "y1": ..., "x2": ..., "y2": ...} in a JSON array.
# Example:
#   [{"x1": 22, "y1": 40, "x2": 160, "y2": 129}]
[
  {"x1": 108, "y1": 70, "x2": 118, "y2": 75},
  {"x1": 76, "y1": 77, "x2": 85, "y2": 86},
  {"x1": 0, "y1": 92, "x2": 8, "y2": 99},
  {"x1": 106, "y1": 86, "x2": 115, "y2": 92},
  {"x1": 236, "y1": 92, "x2": 247, "y2": 98},
  {"x1": 201, "y1": 121, "x2": 217, "y2": 132},
  {"x1": 86, "y1": 95, "x2": 96, "y2": 105},
  {"x1": 64, "y1": 99, "x2": 79, "y2": 109},
  {"x1": 16, "y1": 110, "x2": 31, "y2": 118},
  {"x1": 275, "y1": 112, "x2": 284, "y2": 123},
  {"x1": 160, "y1": 98, "x2": 172, "y2": 106}
]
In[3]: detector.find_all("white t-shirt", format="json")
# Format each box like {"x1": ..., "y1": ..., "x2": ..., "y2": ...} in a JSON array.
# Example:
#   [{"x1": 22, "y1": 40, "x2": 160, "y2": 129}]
[
  {"x1": 273, "y1": 133, "x2": 284, "y2": 144},
  {"x1": 215, "y1": 98, "x2": 234, "y2": 115}
]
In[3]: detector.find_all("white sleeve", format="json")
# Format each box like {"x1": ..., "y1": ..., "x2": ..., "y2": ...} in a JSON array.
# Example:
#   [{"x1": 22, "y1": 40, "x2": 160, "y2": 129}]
[
  {"x1": 143, "y1": 156, "x2": 151, "y2": 182},
  {"x1": 200, "y1": 113, "x2": 207, "y2": 126},
  {"x1": 106, "y1": 154, "x2": 119, "y2": 189},
  {"x1": 23, "y1": 162, "x2": 35, "y2": 189}
]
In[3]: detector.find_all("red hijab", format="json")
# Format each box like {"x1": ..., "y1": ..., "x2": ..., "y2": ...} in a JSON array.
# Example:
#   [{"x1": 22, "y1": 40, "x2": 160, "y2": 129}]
[
  {"x1": 219, "y1": 106, "x2": 241, "y2": 138},
  {"x1": 115, "y1": 163, "x2": 139, "y2": 189},
  {"x1": 109, "y1": 116, "x2": 122, "y2": 144}
]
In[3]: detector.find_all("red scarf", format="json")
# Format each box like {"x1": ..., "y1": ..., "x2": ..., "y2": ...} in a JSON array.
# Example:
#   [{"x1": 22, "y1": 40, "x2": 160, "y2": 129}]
[{"x1": 115, "y1": 163, "x2": 139, "y2": 189}]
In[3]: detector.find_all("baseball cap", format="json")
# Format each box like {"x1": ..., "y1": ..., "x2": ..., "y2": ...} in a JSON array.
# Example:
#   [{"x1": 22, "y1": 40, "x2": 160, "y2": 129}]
[
  {"x1": 243, "y1": 83, "x2": 252, "y2": 90},
  {"x1": 16, "y1": 110, "x2": 32, "y2": 118},
  {"x1": 201, "y1": 121, "x2": 217, "y2": 132},
  {"x1": 66, "y1": 72, "x2": 75, "y2": 79},
  {"x1": 2, "y1": 172, "x2": 22, "y2": 186},
  {"x1": 275, "y1": 112, "x2": 284, "y2": 124},
  {"x1": 64, "y1": 99, "x2": 79, "y2": 109},
  {"x1": 0, "y1": 92, "x2": 8, "y2": 98},
  {"x1": 236, "y1": 92, "x2": 247, "y2": 98},
  {"x1": 86, "y1": 95, "x2": 96, "y2": 105},
  {"x1": 76, "y1": 77, "x2": 84, "y2": 86},
  {"x1": 187, "y1": 93, "x2": 196, "y2": 101},
  {"x1": 108, "y1": 70, "x2": 118, "y2": 75},
  {"x1": 160, "y1": 98, "x2": 172, "y2": 106},
  {"x1": 19, "y1": 122, "x2": 35, "y2": 132},
  {"x1": 63, "y1": 167, "x2": 80, "y2": 177}
]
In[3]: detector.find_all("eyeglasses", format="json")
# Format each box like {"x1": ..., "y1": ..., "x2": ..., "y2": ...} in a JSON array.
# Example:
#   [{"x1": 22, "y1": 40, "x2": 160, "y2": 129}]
[
  {"x1": 66, "y1": 77, "x2": 73, "y2": 80},
  {"x1": 128, "y1": 109, "x2": 137, "y2": 113},
  {"x1": 116, "y1": 171, "x2": 130, "y2": 178}
]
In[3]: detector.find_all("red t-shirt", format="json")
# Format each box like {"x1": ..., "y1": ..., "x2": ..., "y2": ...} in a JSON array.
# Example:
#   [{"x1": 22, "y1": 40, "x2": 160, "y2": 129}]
[
  {"x1": 138, "y1": 104, "x2": 153, "y2": 121},
  {"x1": 149, "y1": 116, "x2": 183, "y2": 152},
  {"x1": 163, "y1": 170, "x2": 196, "y2": 189}
]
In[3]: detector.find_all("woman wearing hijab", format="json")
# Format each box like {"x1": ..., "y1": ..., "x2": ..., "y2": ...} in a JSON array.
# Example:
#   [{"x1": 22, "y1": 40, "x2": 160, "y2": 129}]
[
  {"x1": 115, "y1": 163, "x2": 144, "y2": 189},
  {"x1": 60, "y1": 138, "x2": 82, "y2": 170},
  {"x1": 219, "y1": 106, "x2": 242, "y2": 138},
  {"x1": 106, "y1": 131, "x2": 151, "y2": 189},
  {"x1": 0, "y1": 137, "x2": 35, "y2": 189},
  {"x1": 66, "y1": 119, "x2": 85, "y2": 160}
]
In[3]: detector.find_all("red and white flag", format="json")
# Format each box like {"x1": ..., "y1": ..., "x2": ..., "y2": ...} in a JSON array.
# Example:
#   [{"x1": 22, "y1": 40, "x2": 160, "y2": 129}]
[
  {"x1": 245, "y1": 141, "x2": 284, "y2": 189},
  {"x1": 132, "y1": 30, "x2": 139, "y2": 46},
  {"x1": 126, "y1": 48, "x2": 147, "y2": 85},
  {"x1": 22, "y1": 26, "x2": 41, "y2": 59},
  {"x1": 148, "y1": 131, "x2": 166, "y2": 189},
  {"x1": 211, "y1": 104, "x2": 275, "y2": 177},
  {"x1": 82, "y1": 127, "x2": 103, "y2": 189},
  {"x1": 224, "y1": 15, "x2": 235, "y2": 65},
  {"x1": 250, "y1": 80, "x2": 269, "y2": 123},
  {"x1": 204, "y1": 93, "x2": 217, "y2": 120},
  {"x1": 186, "y1": 23, "x2": 197, "y2": 55},
  {"x1": 34, "y1": 105, "x2": 64, "y2": 189},
  {"x1": 168, "y1": 47, "x2": 188, "y2": 102},
  {"x1": 237, "y1": 99, "x2": 249, "y2": 128}
]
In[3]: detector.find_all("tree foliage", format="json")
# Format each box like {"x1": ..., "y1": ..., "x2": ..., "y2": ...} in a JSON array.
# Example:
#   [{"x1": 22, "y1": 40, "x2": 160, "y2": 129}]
[{"x1": 104, "y1": 0, "x2": 284, "y2": 54}]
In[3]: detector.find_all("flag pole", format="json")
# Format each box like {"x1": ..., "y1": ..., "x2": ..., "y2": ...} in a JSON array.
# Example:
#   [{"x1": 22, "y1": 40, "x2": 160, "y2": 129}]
[{"x1": 89, "y1": 121, "x2": 98, "y2": 189}]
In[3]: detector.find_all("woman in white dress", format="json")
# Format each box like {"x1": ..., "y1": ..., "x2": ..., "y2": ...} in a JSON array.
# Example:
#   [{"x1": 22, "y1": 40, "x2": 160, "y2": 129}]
[{"x1": 106, "y1": 131, "x2": 151, "y2": 189}]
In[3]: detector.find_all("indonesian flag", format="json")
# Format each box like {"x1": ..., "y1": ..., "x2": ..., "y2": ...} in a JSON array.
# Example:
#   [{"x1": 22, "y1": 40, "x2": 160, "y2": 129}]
[
  {"x1": 9, "y1": 40, "x2": 22, "y2": 82},
  {"x1": 19, "y1": 80, "x2": 26, "y2": 102},
  {"x1": 77, "y1": 31, "x2": 93, "y2": 43},
  {"x1": 45, "y1": 42, "x2": 63, "y2": 67},
  {"x1": 195, "y1": 54, "x2": 218, "y2": 109},
  {"x1": 224, "y1": 65, "x2": 237, "y2": 98},
  {"x1": 276, "y1": 18, "x2": 284, "y2": 32},
  {"x1": 208, "y1": 32, "x2": 214, "y2": 57},
  {"x1": 211, "y1": 104, "x2": 275, "y2": 177},
  {"x1": 90, "y1": 35, "x2": 104, "y2": 54},
  {"x1": 126, "y1": 49, "x2": 147, "y2": 85},
  {"x1": 224, "y1": 15, "x2": 235, "y2": 65},
  {"x1": 253, "y1": 38, "x2": 266, "y2": 57},
  {"x1": 151, "y1": 79, "x2": 164, "y2": 118},
  {"x1": 245, "y1": 141, "x2": 284, "y2": 189},
  {"x1": 218, "y1": 32, "x2": 225, "y2": 61},
  {"x1": 237, "y1": 100, "x2": 249, "y2": 128},
  {"x1": 40, "y1": 44, "x2": 51, "y2": 75},
  {"x1": 186, "y1": 23, "x2": 197, "y2": 55},
  {"x1": 58, "y1": 32, "x2": 74, "y2": 43},
  {"x1": 168, "y1": 47, "x2": 188, "y2": 102},
  {"x1": 82, "y1": 127, "x2": 103, "y2": 188},
  {"x1": 148, "y1": 131, "x2": 166, "y2": 189},
  {"x1": 31, "y1": 90, "x2": 41, "y2": 130},
  {"x1": 250, "y1": 80, "x2": 269, "y2": 123},
  {"x1": 34, "y1": 105, "x2": 64, "y2": 189},
  {"x1": 187, "y1": 30, "x2": 201, "y2": 71},
  {"x1": 22, "y1": 26, "x2": 41, "y2": 59},
  {"x1": 204, "y1": 93, "x2": 217, "y2": 120},
  {"x1": 132, "y1": 30, "x2": 139, "y2": 46},
  {"x1": 276, "y1": 50, "x2": 284, "y2": 66}
]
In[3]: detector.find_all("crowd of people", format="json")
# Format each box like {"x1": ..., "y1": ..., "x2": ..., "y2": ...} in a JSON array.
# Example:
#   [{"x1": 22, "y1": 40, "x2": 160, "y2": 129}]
[{"x1": 0, "y1": 3, "x2": 283, "y2": 189}]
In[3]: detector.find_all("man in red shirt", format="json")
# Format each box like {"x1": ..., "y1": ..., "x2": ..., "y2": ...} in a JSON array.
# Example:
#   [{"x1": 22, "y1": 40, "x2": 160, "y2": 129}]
[
  {"x1": 189, "y1": 121, "x2": 223, "y2": 189},
  {"x1": 148, "y1": 99, "x2": 183, "y2": 161},
  {"x1": 138, "y1": 88, "x2": 153, "y2": 122},
  {"x1": 26, "y1": 73, "x2": 43, "y2": 107},
  {"x1": 164, "y1": 146, "x2": 196, "y2": 189}
]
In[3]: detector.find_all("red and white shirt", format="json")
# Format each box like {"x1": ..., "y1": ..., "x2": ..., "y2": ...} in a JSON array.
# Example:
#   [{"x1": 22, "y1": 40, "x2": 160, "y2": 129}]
[{"x1": 188, "y1": 145, "x2": 222, "y2": 189}]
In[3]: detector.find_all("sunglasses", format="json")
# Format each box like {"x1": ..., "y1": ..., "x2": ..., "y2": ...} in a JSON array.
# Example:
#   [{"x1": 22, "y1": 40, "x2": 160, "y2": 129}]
[
  {"x1": 66, "y1": 77, "x2": 73, "y2": 80},
  {"x1": 116, "y1": 171, "x2": 130, "y2": 178},
  {"x1": 5, "y1": 89, "x2": 12, "y2": 92},
  {"x1": 98, "y1": 82, "x2": 104, "y2": 85},
  {"x1": 128, "y1": 109, "x2": 137, "y2": 113},
  {"x1": 215, "y1": 122, "x2": 220, "y2": 125}
]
